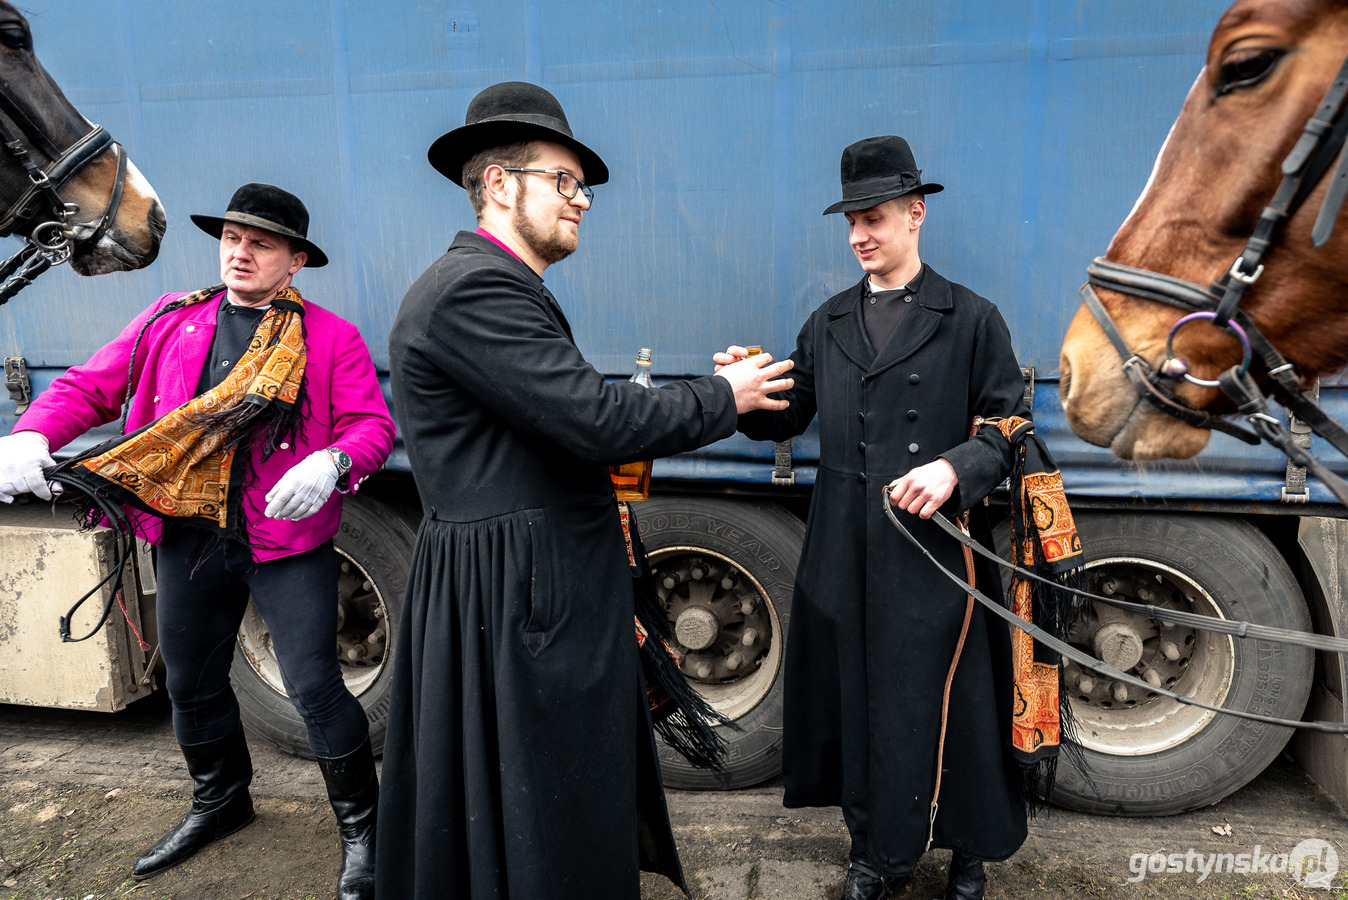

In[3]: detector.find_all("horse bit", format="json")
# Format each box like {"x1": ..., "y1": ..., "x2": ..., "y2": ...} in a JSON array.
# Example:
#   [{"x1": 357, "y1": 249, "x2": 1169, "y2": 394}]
[
  {"x1": 0, "y1": 90, "x2": 128, "y2": 306},
  {"x1": 1081, "y1": 50, "x2": 1348, "y2": 504}
]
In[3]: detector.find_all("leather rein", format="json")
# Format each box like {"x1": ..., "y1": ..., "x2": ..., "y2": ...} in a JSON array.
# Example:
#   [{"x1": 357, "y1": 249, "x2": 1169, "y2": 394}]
[
  {"x1": 880, "y1": 495, "x2": 1348, "y2": 733},
  {"x1": 1081, "y1": 50, "x2": 1348, "y2": 505},
  {"x1": 0, "y1": 90, "x2": 128, "y2": 306}
]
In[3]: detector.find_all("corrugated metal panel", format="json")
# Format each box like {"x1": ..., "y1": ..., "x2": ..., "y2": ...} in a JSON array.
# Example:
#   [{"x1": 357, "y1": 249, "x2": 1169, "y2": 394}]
[
  {"x1": 2, "y1": 0, "x2": 1227, "y2": 371},
  {"x1": 12, "y1": 0, "x2": 1339, "y2": 505}
]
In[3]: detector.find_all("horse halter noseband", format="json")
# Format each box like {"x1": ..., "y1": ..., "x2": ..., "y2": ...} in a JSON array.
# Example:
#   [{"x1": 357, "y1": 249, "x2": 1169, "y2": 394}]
[
  {"x1": 1081, "y1": 49, "x2": 1348, "y2": 504},
  {"x1": 0, "y1": 90, "x2": 129, "y2": 306}
]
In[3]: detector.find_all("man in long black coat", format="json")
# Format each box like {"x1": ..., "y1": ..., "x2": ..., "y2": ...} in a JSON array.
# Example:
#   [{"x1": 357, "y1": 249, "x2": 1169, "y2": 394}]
[
  {"x1": 377, "y1": 81, "x2": 795, "y2": 900},
  {"x1": 721, "y1": 136, "x2": 1029, "y2": 900}
]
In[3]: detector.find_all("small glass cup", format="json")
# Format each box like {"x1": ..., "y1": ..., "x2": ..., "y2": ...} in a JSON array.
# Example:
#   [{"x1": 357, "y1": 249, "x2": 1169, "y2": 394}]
[{"x1": 744, "y1": 344, "x2": 763, "y2": 357}]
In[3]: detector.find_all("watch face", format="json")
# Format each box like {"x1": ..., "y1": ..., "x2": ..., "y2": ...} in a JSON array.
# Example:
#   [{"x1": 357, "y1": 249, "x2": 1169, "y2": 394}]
[{"x1": 331, "y1": 449, "x2": 352, "y2": 472}]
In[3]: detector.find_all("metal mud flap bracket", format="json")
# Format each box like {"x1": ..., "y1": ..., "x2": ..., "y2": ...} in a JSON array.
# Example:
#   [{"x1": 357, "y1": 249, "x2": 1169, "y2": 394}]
[{"x1": 5, "y1": 356, "x2": 30, "y2": 415}]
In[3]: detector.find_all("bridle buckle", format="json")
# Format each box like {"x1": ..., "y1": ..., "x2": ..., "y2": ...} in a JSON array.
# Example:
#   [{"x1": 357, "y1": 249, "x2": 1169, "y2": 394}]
[{"x1": 1228, "y1": 256, "x2": 1265, "y2": 285}]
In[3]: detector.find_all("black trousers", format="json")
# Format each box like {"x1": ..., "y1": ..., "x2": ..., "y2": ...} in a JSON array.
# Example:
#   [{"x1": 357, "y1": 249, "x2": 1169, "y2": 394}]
[{"x1": 155, "y1": 526, "x2": 368, "y2": 756}]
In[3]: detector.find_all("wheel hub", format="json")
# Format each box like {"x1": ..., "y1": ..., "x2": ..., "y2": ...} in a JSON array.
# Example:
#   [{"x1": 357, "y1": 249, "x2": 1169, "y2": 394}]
[{"x1": 674, "y1": 605, "x2": 720, "y2": 650}]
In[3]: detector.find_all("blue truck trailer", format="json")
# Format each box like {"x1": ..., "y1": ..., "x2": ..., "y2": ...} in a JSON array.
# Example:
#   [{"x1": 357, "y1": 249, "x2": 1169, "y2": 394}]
[{"x1": 2, "y1": 0, "x2": 1345, "y2": 818}]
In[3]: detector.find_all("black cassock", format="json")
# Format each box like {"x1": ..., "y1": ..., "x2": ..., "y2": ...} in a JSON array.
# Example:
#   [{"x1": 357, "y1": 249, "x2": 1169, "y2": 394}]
[
  {"x1": 378, "y1": 231, "x2": 738, "y2": 899},
  {"x1": 740, "y1": 267, "x2": 1030, "y2": 875}
]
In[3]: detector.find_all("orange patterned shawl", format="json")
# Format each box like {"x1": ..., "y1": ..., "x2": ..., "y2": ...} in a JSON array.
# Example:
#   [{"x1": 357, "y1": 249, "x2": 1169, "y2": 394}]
[
  {"x1": 991, "y1": 416, "x2": 1086, "y2": 808},
  {"x1": 54, "y1": 284, "x2": 307, "y2": 534}
]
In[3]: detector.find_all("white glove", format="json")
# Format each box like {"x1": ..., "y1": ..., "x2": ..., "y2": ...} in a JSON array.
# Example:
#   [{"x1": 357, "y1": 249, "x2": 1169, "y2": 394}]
[
  {"x1": 0, "y1": 431, "x2": 59, "y2": 503},
  {"x1": 264, "y1": 450, "x2": 339, "y2": 521}
]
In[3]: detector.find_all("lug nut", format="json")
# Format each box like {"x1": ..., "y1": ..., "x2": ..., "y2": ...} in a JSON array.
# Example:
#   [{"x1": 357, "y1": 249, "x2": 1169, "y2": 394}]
[
  {"x1": 691, "y1": 565, "x2": 707, "y2": 581},
  {"x1": 741, "y1": 628, "x2": 759, "y2": 648},
  {"x1": 696, "y1": 662, "x2": 713, "y2": 680},
  {"x1": 1143, "y1": 668, "x2": 1162, "y2": 687},
  {"x1": 1077, "y1": 676, "x2": 1094, "y2": 694},
  {"x1": 1112, "y1": 683, "x2": 1128, "y2": 703},
  {"x1": 1161, "y1": 640, "x2": 1180, "y2": 661},
  {"x1": 740, "y1": 599, "x2": 756, "y2": 615}
]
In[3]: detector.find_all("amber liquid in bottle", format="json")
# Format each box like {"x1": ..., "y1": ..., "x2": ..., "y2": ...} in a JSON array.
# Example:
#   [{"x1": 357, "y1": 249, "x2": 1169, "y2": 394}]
[{"x1": 610, "y1": 348, "x2": 654, "y2": 501}]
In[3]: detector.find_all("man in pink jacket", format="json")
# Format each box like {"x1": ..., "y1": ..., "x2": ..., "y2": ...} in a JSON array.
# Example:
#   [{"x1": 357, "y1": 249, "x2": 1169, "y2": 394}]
[{"x1": 0, "y1": 184, "x2": 394, "y2": 900}]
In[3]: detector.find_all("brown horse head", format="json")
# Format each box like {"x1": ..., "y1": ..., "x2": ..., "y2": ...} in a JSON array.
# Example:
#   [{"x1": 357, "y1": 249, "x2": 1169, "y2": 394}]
[
  {"x1": 0, "y1": 1, "x2": 163, "y2": 276},
  {"x1": 1060, "y1": 0, "x2": 1348, "y2": 460}
]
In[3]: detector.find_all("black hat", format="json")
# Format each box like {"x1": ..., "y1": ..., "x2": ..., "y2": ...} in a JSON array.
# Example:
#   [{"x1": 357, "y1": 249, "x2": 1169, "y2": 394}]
[
  {"x1": 427, "y1": 81, "x2": 609, "y2": 188},
  {"x1": 191, "y1": 183, "x2": 328, "y2": 268},
  {"x1": 822, "y1": 136, "x2": 943, "y2": 216}
]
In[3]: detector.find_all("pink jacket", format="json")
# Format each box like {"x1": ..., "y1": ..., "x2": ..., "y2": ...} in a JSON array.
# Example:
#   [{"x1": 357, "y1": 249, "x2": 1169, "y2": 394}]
[{"x1": 17, "y1": 291, "x2": 396, "y2": 561}]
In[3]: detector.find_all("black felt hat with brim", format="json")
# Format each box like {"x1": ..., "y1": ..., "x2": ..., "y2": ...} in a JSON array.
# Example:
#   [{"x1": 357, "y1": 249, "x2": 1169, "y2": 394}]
[
  {"x1": 190, "y1": 183, "x2": 328, "y2": 268},
  {"x1": 428, "y1": 81, "x2": 609, "y2": 188},
  {"x1": 823, "y1": 135, "x2": 943, "y2": 216}
]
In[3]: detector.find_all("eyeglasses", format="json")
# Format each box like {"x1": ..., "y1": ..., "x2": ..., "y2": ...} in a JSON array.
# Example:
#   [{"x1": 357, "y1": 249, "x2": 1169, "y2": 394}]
[{"x1": 501, "y1": 167, "x2": 594, "y2": 203}]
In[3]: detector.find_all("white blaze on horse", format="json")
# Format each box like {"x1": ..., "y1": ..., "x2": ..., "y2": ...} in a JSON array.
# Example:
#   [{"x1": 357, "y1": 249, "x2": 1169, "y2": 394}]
[
  {"x1": 1060, "y1": 0, "x2": 1348, "y2": 463},
  {"x1": 0, "y1": 0, "x2": 163, "y2": 293}
]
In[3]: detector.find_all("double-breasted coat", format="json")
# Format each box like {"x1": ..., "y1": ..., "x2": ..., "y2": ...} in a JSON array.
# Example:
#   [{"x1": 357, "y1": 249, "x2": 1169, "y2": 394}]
[
  {"x1": 740, "y1": 266, "x2": 1030, "y2": 875},
  {"x1": 379, "y1": 231, "x2": 740, "y2": 899}
]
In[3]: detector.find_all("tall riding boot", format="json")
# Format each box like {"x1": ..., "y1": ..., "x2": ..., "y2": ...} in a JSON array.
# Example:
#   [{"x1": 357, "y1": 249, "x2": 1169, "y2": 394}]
[
  {"x1": 132, "y1": 724, "x2": 256, "y2": 880},
  {"x1": 316, "y1": 737, "x2": 378, "y2": 900},
  {"x1": 941, "y1": 851, "x2": 987, "y2": 900}
]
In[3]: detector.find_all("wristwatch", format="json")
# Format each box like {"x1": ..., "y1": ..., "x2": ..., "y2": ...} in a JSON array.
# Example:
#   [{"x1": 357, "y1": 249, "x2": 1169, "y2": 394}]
[{"x1": 325, "y1": 447, "x2": 352, "y2": 478}]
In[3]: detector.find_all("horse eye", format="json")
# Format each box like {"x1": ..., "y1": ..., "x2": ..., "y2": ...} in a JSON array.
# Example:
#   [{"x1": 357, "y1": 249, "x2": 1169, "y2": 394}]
[
  {"x1": 0, "y1": 25, "x2": 29, "y2": 50},
  {"x1": 1215, "y1": 49, "x2": 1284, "y2": 97}
]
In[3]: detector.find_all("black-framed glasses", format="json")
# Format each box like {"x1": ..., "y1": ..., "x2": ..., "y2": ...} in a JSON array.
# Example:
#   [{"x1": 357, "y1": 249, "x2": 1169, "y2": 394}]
[{"x1": 501, "y1": 167, "x2": 594, "y2": 203}]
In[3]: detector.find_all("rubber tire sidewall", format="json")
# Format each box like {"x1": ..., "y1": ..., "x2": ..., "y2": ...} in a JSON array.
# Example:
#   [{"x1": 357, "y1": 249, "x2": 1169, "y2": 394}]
[
  {"x1": 1054, "y1": 512, "x2": 1313, "y2": 816},
  {"x1": 635, "y1": 495, "x2": 805, "y2": 791},
  {"x1": 232, "y1": 493, "x2": 415, "y2": 759}
]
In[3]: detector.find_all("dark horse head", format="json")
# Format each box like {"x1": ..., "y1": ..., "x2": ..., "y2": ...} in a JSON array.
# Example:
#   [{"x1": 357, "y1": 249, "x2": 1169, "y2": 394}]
[
  {"x1": 0, "y1": 1, "x2": 163, "y2": 277},
  {"x1": 1060, "y1": 0, "x2": 1348, "y2": 460}
]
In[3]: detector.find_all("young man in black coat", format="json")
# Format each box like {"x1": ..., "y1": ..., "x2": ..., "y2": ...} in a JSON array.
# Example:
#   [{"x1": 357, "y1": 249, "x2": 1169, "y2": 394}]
[
  {"x1": 378, "y1": 81, "x2": 796, "y2": 900},
  {"x1": 719, "y1": 136, "x2": 1030, "y2": 900}
]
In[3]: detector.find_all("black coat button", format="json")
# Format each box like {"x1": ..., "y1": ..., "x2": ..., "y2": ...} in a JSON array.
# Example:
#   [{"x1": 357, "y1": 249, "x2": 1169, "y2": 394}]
[
  {"x1": 858, "y1": 442, "x2": 866, "y2": 453},
  {"x1": 858, "y1": 412, "x2": 865, "y2": 423},
  {"x1": 908, "y1": 409, "x2": 918, "y2": 420},
  {"x1": 909, "y1": 443, "x2": 920, "y2": 453},
  {"x1": 858, "y1": 473, "x2": 868, "y2": 483},
  {"x1": 909, "y1": 373, "x2": 920, "y2": 384}
]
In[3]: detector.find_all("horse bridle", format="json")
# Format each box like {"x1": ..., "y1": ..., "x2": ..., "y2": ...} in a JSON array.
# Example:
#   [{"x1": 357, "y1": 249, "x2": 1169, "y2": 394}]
[
  {"x1": 0, "y1": 91, "x2": 129, "y2": 306},
  {"x1": 1081, "y1": 50, "x2": 1348, "y2": 504}
]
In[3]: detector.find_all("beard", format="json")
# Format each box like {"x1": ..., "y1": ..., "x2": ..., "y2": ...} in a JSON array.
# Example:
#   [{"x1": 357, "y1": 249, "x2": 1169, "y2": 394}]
[{"x1": 512, "y1": 182, "x2": 578, "y2": 265}]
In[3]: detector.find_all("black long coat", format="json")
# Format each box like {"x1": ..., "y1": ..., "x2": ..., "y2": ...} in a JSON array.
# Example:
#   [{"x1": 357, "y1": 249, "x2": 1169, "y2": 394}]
[
  {"x1": 740, "y1": 266, "x2": 1029, "y2": 875},
  {"x1": 379, "y1": 232, "x2": 738, "y2": 899}
]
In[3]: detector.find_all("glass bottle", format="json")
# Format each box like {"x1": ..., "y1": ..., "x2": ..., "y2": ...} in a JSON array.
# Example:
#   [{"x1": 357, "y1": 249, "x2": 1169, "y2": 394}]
[{"x1": 610, "y1": 347, "x2": 654, "y2": 501}]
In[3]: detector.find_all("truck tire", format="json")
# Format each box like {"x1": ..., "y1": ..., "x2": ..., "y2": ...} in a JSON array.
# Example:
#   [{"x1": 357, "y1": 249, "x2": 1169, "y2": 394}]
[
  {"x1": 233, "y1": 493, "x2": 416, "y2": 759},
  {"x1": 634, "y1": 495, "x2": 804, "y2": 790},
  {"x1": 1052, "y1": 512, "x2": 1313, "y2": 816}
]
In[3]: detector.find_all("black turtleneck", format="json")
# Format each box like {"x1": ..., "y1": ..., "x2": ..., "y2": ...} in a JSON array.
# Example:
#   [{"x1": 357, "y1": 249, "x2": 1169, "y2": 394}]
[{"x1": 862, "y1": 264, "x2": 926, "y2": 354}]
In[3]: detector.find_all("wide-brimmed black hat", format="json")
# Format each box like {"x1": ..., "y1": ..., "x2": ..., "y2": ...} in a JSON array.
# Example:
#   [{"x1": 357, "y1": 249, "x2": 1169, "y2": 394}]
[
  {"x1": 822, "y1": 135, "x2": 943, "y2": 216},
  {"x1": 190, "y1": 183, "x2": 328, "y2": 268},
  {"x1": 427, "y1": 81, "x2": 609, "y2": 188}
]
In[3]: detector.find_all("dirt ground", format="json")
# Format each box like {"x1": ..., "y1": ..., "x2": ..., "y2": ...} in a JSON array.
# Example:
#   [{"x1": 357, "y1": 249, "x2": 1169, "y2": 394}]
[{"x1": 0, "y1": 693, "x2": 1345, "y2": 900}]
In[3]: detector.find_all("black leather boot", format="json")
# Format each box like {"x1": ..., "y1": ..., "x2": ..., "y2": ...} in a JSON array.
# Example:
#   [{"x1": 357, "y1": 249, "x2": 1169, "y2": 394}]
[
  {"x1": 941, "y1": 851, "x2": 986, "y2": 900},
  {"x1": 842, "y1": 857, "x2": 904, "y2": 900},
  {"x1": 316, "y1": 737, "x2": 378, "y2": 900},
  {"x1": 132, "y1": 725, "x2": 256, "y2": 880}
]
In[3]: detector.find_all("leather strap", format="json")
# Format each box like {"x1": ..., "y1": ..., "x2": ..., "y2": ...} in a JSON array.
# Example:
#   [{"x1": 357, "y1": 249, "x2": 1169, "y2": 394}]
[{"x1": 882, "y1": 495, "x2": 1348, "y2": 733}]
